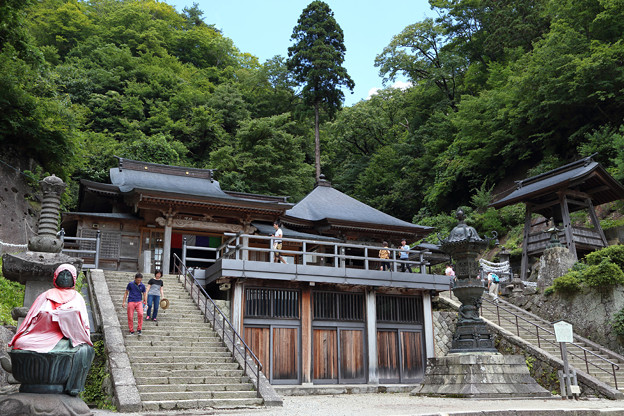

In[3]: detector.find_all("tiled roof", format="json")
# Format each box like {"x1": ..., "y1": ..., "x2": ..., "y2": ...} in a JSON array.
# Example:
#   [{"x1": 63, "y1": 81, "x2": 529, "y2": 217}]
[{"x1": 284, "y1": 180, "x2": 432, "y2": 234}]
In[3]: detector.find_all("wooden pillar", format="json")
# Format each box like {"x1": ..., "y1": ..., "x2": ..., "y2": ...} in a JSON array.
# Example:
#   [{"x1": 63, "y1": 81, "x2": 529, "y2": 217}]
[
  {"x1": 232, "y1": 280, "x2": 243, "y2": 335},
  {"x1": 586, "y1": 198, "x2": 609, "y2": 246},
  {"x1": 520, "y1": 204, "x2": 532, "y2": 281},
  {"x1": 242, "y1": 235, "x2": 249, "y2": 261},
  {"x1": 301, "y1": 287, "x2": 312, "y2": 384},
  {"x1": 162, "y1": 215, "x2": 173, "y2": 274},
  {"x1": 423, "y1": 291, "x2": 435, "y2": 359},
  {"x1": 559, "y1": 193, "x2": 578, "y2": 260},
  {"x1": 366, "y1": 288, "x2": 379, "y2": 384}
]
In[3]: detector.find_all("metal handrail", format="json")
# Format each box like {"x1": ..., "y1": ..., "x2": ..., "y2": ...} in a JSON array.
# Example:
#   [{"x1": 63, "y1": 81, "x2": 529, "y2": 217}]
[
  {"x1": 172, "y1": 253, "x2": 263, "y2": 397},
  {"x1": 480, "y1": 296, "x2": 620, "y2": 389},
  {"x1": 218, "y1": 232, "x2": 431, "y2": 272}
]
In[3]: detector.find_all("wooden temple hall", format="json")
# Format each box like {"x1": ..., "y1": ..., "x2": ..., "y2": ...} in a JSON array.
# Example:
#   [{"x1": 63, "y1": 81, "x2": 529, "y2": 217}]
[
  {"x1": 491, "y1": 155, "x2": 624, "y2": 280},
  {"x1": 63, "y1": 158, "x2": 450, "y2": 385}
]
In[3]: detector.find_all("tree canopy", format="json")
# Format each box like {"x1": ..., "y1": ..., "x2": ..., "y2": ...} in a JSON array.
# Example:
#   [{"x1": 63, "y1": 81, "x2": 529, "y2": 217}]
[
  {"x1": 1, "y1": 0, "x2": 624, "y2": 233},
  {"x1": 287, "y1": 1, "x2": 354, "y2": 181}
]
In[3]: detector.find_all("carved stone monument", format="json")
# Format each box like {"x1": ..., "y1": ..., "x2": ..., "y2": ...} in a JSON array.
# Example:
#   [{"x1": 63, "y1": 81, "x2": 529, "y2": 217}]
[
  {"x1": 412, "y1": 209, "x2": 550, "y2": 398},
  {"x1": 0, "y1": 176, "x2": 92, "y2": 416}
]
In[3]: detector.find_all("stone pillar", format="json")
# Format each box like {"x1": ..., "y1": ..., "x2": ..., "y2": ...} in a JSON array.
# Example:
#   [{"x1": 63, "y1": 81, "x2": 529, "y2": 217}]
[
  {"x1": 162, "y1": 216, "x2": 172, "y2": 274},
  {"x1": 366, "y1": 289, "x2": 378, "y2": 384},
  {"x1": 232, "y1": 280, "x2": 243, "y2": 335},
  {"x1": 28, "y1": 175, "x2": 66, "y2": 253},
  {"x1": 423, "y1": 291, "x2": 435, "y2": 359}
]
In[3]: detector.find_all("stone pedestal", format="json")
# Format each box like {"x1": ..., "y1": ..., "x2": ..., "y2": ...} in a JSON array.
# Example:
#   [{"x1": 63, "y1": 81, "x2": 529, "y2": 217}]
[
  {"x1": 411, "y1": 353, "x2": 551, "y2": 398},
  {"x1": 0, "y1": 393, "x2": 92, "y2": 416}
]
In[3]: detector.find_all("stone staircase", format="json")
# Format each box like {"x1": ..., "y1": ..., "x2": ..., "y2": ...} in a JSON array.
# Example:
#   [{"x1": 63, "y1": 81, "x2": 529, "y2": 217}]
[
  {"x1": 440, "y1": 290, "x2": 624, "y2": 397},
  {"x1": 103, "y1": 271, "x2": 263, "y2": 411}
]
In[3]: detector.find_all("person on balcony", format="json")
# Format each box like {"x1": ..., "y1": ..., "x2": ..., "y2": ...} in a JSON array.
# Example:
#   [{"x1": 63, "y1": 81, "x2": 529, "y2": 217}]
[
  {"x1": 379, "y1": 241, "x2": 390, "y2": 271},
  {"x1": 272, "y1": 221, "x2": 287, "y2": 264},
  {"x1": 399, "y1": 239, "x2": 412, "y2": 273}
]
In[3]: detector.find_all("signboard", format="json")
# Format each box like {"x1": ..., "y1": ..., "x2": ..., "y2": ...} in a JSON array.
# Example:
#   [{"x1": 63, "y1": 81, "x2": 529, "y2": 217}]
[{"x1": 554, "y1": 320, "x2": 573, "y2": 343}]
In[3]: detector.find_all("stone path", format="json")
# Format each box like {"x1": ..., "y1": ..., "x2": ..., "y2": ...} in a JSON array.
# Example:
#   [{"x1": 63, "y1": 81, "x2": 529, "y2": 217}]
[{"x1": 91, "y1": 393, "x2": 624, "y2": 416}]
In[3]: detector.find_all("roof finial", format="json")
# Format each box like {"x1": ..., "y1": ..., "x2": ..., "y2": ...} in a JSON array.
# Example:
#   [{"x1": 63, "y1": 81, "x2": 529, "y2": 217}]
[{"x1": 315, "y1": 174, "x2": 331, "y2": 188}]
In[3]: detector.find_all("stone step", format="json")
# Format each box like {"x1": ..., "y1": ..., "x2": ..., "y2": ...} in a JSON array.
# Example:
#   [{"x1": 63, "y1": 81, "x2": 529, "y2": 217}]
[
  {"x1": 124, "y1": 339, "x2": 225, "y2": 348},
  {"x1": 119, "y1": 324, "x2": 219, "y2": 332},
  {"x1": 123, "y1": 334, "x2": 221, "y2": 342},
  {"x1": 131, "y1": 354, "x2": 238, "y2": 369},
  {"x1": 137, "y1": 383, "x2": 253, "y2": 393},
  {"x1": 134, "y1": 368, "x2": 245, "y2": 378},
  {"x1": 125, "y1": 345, "x2": 229, "y2": 354},
  {"x1": 141, "y1": 397, "x2": 263, "y2": 411},
  {"x1": 134, "y1": 375, "x2": 250, "y2": 386},
  {"x1": 103, "y1": 270, "x2": 261, "y2": 411},
  {"x1": 127, "y1": 351, "x2": 232, "y2": 359},
  {"x1": 139, "y1": 390, "x2": 257, "y2": 402}
]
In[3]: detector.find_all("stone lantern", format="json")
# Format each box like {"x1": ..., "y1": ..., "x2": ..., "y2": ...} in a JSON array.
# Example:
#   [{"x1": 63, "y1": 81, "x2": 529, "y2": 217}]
[
  {"x1": 439, "y1": 209, "x2": 497, "y2": 353},
  {"x1": 412, "y1": 209, "x2": 550, "y2": 398}
]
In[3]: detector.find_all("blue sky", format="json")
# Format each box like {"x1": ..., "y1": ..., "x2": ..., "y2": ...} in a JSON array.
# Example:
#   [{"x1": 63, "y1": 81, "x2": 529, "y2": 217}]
[{"x1": 166, "y1": 0, "x2": 434, "y2": 106}]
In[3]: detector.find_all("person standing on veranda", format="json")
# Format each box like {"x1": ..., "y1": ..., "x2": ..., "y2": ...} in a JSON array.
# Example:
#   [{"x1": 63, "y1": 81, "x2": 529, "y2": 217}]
[
  {"x1": 272, "y1": 221, "x2": 287, "y2": 264},
  {"x1": 399, "y1": 239, "x2": 412, "y2": 273}
]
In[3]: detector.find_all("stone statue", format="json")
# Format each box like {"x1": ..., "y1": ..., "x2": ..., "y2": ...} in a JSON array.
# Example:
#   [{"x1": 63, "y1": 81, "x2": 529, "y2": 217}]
[{"x1": 5, "y1": 264, "x2": 94, "y2": 396}]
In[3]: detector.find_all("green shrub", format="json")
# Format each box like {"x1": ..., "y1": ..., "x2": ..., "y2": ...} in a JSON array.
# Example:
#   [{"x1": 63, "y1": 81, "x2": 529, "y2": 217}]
[
  {"x1": 81, "y1": 340, "x2": 115, "y2": 410},
  {"x1": 600, "y1": 218, "x2": 624, "y2": 230},
  {"x1": 583, "y1": 259, "x2": 624, "y2": 287},
  {"x1": 543, "y1": 286, "x2": 555, "y2": 296},
  {"x1": 585, "y1": 245, "x2": 624, "y2": 270},
  {"x1": 552, "y1": 272, "x2": 582, "y2": 293},
  {"x1": 0, "y1": 259, "x2": 25, "y2": 325},
  {"x1": 611, "y1": 307, "x2": 624, "y2": 337}
]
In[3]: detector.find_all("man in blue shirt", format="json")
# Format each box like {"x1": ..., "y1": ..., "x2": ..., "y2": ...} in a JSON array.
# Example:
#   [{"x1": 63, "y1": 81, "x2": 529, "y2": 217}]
[
  {"x1": 399, "y1": 239, "x2": 412, "y2": 273},
  {"x1": 122, "y1": 273, "x2": 147, "y2": 335}
]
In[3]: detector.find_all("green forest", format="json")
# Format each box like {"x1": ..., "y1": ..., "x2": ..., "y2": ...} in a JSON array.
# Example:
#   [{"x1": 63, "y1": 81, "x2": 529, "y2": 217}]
[{"x1": 2, "y1": 0, "x2": 624, "y2": 242}]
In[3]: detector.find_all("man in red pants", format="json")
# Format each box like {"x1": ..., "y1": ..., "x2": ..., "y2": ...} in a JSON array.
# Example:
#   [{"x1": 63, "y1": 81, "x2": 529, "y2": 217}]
[{"x1": 122, "y1": 273, "x2": 147, "y2": 335}]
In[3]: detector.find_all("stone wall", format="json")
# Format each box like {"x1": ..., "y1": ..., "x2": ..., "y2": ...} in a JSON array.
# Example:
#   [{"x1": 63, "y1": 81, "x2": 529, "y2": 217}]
[
  {"x1": 506, "y1": 287, "x2": 624, "y2": 355},
  {"x1": 0, "y1": 154, "x2": 40, "y2": 248},
  {"x1": 496, "y1": 332, "x2": 607, "y2": 398},
  {"x1": 433, "y1": 311, "x2": 456, "y2": 357}
]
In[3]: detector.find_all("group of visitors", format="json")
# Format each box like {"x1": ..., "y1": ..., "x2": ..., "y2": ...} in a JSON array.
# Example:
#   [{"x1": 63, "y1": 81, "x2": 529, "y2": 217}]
[
  {"x1": 445, "y1": 262, "x2": 500, "y2": 302},
  {"x1": 123, "y1": 269, "x2": 164, "y2": 335},
  {"x1": 378, "y1": 239, "x2": 413, "y2": 272}
]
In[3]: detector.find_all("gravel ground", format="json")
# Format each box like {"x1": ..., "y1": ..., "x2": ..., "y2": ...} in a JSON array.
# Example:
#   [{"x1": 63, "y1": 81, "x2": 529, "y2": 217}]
[{"x1": 92, "y1": 393, "x2": 624, "y2": 416}]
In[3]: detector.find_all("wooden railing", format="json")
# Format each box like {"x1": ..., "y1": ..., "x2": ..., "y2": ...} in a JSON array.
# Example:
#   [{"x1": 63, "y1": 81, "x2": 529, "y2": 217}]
[
  {"x1": 206, "y1": 232, "x2": 431, "y2": 272},
  {"x1": 172, "y1": 254, "x2": 263, "y2": 397},
  {"x1": 60, "y1": 228, "x2": 101, "y2": 269},
  {"x1": 480, "y1": 296, "x2": 620, "y2": 389}
]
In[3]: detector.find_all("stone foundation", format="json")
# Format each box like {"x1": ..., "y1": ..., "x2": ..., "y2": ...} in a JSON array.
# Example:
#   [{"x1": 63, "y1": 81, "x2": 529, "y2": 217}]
[{"x1": 412, "y1": 352, "x2": 551, "y2": 398}]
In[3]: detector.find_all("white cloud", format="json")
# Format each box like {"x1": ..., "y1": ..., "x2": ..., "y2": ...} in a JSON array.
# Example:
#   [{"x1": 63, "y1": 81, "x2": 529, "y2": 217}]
[
  {"x1": 366, "y1": 81, "x2": 413, "y2": 100},
  {"x1": 367, "y1": 87, "x2": 381, "y2": 99},
  {"x1": 391, "y1": 80, "x2": 412, "y2": 90}
]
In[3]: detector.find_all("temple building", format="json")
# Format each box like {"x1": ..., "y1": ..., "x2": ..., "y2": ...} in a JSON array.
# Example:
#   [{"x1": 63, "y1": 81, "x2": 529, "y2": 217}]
[
  {"x1": 490, "y1": 155, "x2": 624, "y2": 280},
  {"x1": 63, "y1": 157, "x2": 450, "y2": 386}
]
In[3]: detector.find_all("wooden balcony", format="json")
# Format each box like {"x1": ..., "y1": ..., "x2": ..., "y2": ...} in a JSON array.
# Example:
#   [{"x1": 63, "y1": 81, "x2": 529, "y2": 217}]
[{"x1": 200, "y1": 233, "x2": 450, "y2": 291}]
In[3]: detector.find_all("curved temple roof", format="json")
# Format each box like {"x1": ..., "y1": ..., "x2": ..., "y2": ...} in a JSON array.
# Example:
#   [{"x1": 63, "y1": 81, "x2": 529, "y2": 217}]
[
  {"x1": 491, "y1": 156, "x2": 624, "y2": 212},
  {"x1": 283, "y1": 179, "x2": 432, "y2": 237},
  {"x1": 110, "y1": 167, "x2": 233, "y2": 199}
]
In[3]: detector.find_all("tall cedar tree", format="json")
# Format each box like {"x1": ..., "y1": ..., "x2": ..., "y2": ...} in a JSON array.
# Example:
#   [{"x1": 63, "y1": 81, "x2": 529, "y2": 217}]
[{"x1": 287, "y1": 1, "x2": 354, "y2": 181}]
